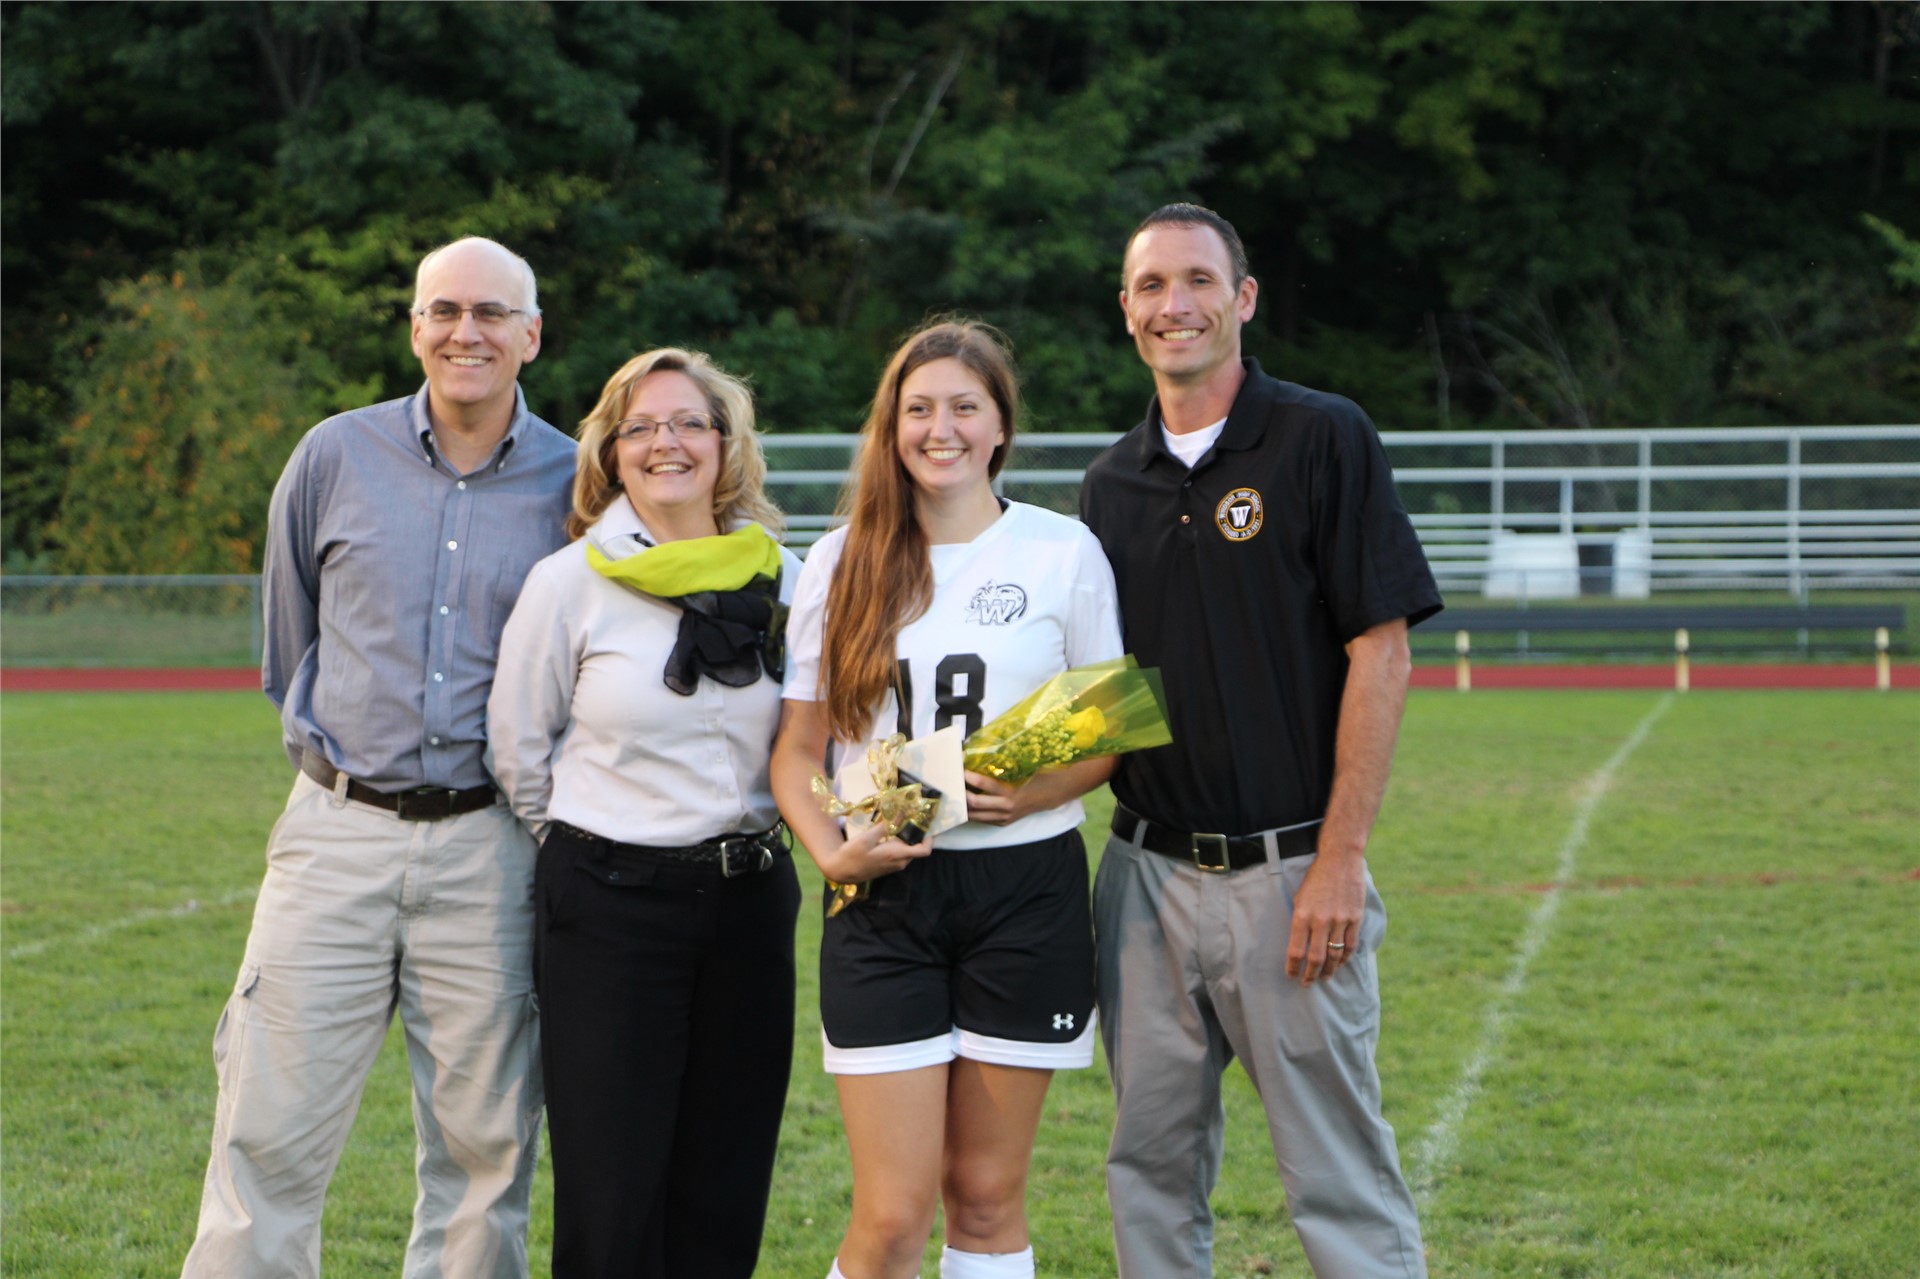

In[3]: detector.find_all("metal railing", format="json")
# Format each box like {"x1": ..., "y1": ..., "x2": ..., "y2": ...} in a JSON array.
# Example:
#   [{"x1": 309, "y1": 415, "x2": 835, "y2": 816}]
[
  {"x1": 1382, "y1": 425, "x2": 1920, "y2": 598},
  {"x1": 767, "y1": 424, "x2": 1920, "y2": 599}
]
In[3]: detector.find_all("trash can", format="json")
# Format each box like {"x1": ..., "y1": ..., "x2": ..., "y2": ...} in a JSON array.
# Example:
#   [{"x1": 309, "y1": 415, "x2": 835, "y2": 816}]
[{"x1": 1575, "y1": 532, "x2": 1652, "y2": 598}]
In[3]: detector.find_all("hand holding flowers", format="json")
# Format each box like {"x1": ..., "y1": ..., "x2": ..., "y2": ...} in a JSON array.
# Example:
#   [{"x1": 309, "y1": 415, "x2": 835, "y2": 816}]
[
  {"x1": 809, "y1": 657, "x2": 1172, "y2": 912},
  {"x1": 811, "y1": 734, "x2": 941, "y2": 915}
]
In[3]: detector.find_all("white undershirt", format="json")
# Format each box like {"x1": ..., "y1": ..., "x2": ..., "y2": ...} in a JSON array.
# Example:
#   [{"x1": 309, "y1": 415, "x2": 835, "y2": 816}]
[{"x1": 1161, "y1": 416, "x2": 1227, "y2": 468}]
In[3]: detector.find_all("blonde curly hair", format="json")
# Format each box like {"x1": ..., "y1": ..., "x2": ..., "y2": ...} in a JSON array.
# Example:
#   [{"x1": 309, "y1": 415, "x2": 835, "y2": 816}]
[{"x1": 567, "y1": 347, "x2": 783, "y2": 541}]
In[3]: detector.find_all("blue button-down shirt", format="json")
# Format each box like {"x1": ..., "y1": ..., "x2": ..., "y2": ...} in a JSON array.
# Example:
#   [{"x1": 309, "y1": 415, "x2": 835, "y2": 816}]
[{"x1": 263, "y1": 383, "x2": 576, "y2": 790}]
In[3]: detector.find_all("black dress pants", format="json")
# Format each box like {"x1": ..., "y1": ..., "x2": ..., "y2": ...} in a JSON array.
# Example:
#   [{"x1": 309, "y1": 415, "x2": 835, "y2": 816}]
[{"x1": 535, "y1": 824, "x2": 802, "y2": 1279}]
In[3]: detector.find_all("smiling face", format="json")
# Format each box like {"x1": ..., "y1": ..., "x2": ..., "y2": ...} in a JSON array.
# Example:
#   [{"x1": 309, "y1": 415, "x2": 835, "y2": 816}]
[
  {"x1": 894, "y1": 357, "x2": 1007, "y2": 502},
  {"x1": 1120, "y1": 223, "x2": 1258, "y2": 390},
  {"x1": 614, "y1": 369, "x2": 724, "y2": 539},
  {"x1": 410, "y1": 240, "x2": 541, "y2": 426}
]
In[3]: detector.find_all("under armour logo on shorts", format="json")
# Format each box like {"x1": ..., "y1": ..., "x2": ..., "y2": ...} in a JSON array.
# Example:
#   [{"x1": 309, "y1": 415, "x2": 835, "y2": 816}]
[{"x1": 1053, "y1": 1013, "x2": 1074, "y2": 1031}]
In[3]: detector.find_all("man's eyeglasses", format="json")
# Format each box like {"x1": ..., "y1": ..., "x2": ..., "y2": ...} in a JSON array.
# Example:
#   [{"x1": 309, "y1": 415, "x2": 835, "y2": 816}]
[
  {"x1": 414, "y1": 302, "x2": 533, "y2": 328},
  {"x1": 615, "y1": 414, "x2": 725, "y2": 442}
]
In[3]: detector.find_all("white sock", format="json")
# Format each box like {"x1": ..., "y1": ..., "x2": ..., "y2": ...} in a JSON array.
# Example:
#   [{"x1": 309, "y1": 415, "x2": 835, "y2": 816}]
[
  {"x1": 940, "y1": 1245, "x2": 1035, "y2": 1278},
  {"x1": 828, "y1": 1260, "x2": 920, "y2": 1279}
]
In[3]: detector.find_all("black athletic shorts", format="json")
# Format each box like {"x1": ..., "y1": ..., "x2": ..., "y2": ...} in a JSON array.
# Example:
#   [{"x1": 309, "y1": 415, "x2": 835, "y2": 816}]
[{"x1": 819, "y1": 827, "x2": 1096, "y2": 1074}]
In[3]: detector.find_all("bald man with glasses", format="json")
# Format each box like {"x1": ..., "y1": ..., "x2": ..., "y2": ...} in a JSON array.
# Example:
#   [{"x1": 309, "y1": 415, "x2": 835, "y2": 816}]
[{"x1": 183, "y1": 237, "x2": 577, "y2": 1279}]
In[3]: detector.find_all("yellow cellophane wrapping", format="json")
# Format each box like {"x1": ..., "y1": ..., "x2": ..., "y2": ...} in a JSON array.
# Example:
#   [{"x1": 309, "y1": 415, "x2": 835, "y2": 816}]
[{"x1": 961, "y1": 655, "x2": 1172, "y2": 786}]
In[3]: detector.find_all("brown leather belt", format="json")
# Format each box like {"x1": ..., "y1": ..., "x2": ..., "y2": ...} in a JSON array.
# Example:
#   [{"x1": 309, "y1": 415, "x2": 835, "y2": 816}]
[
  {"x1": 1112, "y1": 802, "x2": 1320, "y2": 873},
  {"x1": 301, "y1": 750, "x2": 497, "y2": 823}
]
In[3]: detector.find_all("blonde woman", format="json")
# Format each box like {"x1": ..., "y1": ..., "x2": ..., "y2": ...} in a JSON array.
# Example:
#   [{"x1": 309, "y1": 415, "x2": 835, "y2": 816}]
[
  {"x1": 488, "y1": 348, "x2": 802, "y2": 1278},
  {"x1": 771, "y1": 320, "x2": 1124, "y2": 1279}
]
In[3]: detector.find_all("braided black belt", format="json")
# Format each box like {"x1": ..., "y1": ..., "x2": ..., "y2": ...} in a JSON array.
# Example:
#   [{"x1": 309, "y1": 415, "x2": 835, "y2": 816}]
[{"x1": 553, "y1": 821, "x2": 791, "y2": 878}]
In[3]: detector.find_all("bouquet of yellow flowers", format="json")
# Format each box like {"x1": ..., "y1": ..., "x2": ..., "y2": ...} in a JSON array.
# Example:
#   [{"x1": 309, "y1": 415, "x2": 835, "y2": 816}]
[
  {"x1": 962, "y1": 655, "x2": 1172, "y2": 785},
  {"x1": 810, "y1": 658, "x2": 1170, "y2": 916}
]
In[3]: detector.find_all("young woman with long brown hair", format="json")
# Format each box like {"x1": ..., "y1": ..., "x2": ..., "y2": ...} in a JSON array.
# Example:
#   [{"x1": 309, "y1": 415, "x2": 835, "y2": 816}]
[{"x1": 771, "y1": 319, "x2": 1124, "y2": 1279}]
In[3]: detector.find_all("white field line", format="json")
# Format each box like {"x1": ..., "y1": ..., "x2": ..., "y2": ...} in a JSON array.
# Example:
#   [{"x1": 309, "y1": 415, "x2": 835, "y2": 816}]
[
  {"x1": 1408, "y1": 693, "x2": 1675, "y2": 1199},
  {"x1": 4, "y1": 885, "x2": 258, "y2": 961}
]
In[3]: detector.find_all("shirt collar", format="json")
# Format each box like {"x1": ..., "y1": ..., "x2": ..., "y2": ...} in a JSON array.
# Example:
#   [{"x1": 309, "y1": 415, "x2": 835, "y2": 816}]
[
  {"x1": 1132, "y1": 359, "x2": 1274, "y2": 470},
  {"x1": 586, "y1": 494, "x2": 650, "y2": 560},
  {"x1": 410, "y1": 382, "x2": 531, "y2": 471},
  {"x1": 587, "y1": 494, "x2": 757, "y2": 558}
]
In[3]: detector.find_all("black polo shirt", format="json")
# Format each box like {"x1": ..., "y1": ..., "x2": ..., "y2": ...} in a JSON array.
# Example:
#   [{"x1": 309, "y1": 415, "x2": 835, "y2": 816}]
[{"x1": 1079, "y1": 360, "x2": 1442, "y2": 835}]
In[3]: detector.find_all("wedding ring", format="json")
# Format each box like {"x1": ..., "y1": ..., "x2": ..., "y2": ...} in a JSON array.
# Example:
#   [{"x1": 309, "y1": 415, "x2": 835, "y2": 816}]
[{"x1": 1327, "y1": 941, "x2": 1347, "y2": 950}]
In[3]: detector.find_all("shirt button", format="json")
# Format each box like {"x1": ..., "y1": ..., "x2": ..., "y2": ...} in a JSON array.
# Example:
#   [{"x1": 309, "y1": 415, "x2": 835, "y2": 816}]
[
  {"x1": 457, "y1": 481, "x2": 467, "y2": 490},
  {"x1": 1181, "y1": 514, "x2": 1192, "y2": 524},
  {"x1": 439, "y1": 606, "x2": 449, "y2": 615},
  {"x1": 429, "y1": 736, "x2": 441, "y2": 745},
  {"x1": 433, "y1": 672, "x2": 444, "y2": 682},
  {"x1": 447, "y1": 540, "x2": 458, "y2": 550}
]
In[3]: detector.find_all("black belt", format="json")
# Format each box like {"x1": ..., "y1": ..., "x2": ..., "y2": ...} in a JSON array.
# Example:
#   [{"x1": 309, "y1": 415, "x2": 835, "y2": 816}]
[
  {"x1": 301, "y1": 750, "x2": 497, "y2": 823},
  {"x1": 1112, "y1": 802, "x2": 1320, "y2": 874},
  {"x1": 553, "y1": 821, "x2": 791, "y2": 878}
]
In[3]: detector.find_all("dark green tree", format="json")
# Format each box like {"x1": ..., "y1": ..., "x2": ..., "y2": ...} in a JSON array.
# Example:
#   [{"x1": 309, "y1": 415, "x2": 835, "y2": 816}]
[{"x1": 4, "y1": 2, "x2": 1916, "y2": 570}]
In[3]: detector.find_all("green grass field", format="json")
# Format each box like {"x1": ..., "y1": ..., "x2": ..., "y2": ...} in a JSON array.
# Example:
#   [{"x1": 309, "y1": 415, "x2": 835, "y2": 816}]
[{"x1": 3, "y1": 690, "x2": 1916, "y2": 1277}]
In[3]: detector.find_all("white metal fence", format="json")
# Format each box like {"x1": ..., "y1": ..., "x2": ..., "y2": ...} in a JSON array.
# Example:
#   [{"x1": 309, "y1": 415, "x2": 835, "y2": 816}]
[
  {"x1": 4, "y1": 426, "x2": 1915, "y2": 666},
  {"x1": 768, "y1": 424, "x2": 1920, "y2": 600},
  {"x1": 1379, "y1": 425, "x2": 1920, "y2": 599}
]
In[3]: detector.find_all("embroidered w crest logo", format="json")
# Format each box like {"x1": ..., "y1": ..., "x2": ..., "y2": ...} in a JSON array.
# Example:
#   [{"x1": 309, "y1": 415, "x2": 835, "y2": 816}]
[
  {"x1": 965, "y1": 581, "x2": 1028, "y2": 626},
  {"x1": 1215, "y1": 487, "x2": 1264, "y2": 541}
]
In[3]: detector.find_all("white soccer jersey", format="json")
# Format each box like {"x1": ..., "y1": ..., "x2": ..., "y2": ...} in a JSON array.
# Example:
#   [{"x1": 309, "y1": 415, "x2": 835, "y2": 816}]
[{"x1": 785, "y1": 501, "x2": 1124, "y2": 849}]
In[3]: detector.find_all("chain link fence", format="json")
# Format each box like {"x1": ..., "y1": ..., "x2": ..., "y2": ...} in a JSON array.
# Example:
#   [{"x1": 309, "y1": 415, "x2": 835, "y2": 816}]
[
  {"x1": 2, "y1": 575, "x2": 261, "y2": 667},
  {"x1": 5, "y1": 426, "x2": 1914, "y2": 667}
]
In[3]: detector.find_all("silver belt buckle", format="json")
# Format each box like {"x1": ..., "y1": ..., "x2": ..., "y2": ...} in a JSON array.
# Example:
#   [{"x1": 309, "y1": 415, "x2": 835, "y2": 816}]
[
  {"x1": 718, "y1": 836, "x2": 773, "y2": 878},
  {"x1": 1191, "y1": 832, "x2": 1232, "y2": 874}
]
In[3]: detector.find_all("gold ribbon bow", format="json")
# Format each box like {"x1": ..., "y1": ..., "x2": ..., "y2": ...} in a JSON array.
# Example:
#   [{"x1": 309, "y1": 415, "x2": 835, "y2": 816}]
[{"x1": 811, "y1": 734, "x2": 942, "y2": 917}]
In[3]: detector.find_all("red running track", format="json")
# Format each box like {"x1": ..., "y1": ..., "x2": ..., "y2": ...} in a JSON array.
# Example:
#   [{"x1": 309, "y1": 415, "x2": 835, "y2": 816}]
[
  {"x1": 2, "y1": 667, "x2": 261, "y2": 692},
  {"x1": 3, "y1": 664, "x2": 1914, "y2": 692}
]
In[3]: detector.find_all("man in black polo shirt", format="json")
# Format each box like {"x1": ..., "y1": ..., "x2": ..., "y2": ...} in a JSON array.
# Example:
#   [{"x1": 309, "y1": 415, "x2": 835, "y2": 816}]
[{"x1": 1080, "y1": 203, "x2": 1440, "y2": 1279}]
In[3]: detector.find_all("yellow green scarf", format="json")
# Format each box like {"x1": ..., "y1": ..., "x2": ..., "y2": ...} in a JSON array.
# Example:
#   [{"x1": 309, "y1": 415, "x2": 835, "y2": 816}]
[
  {"x1": 584, "y1": 523, "x2": 783, "y2": 595},
  {"x1": 588, "y1": 524, "x2": 787, "y2": 696}
]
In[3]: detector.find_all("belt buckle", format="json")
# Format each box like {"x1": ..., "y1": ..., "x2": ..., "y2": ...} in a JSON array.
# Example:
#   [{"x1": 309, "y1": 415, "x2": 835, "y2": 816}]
[
  {"x1": 1191, "y1": 832, "x2": 1232, "y2": 874},
  {"x1": 718, "y1": 837, "x2": 773, "y2": 878},
  {"x1": 394, "y1": 788, "x2": 457, "y2": 822}
]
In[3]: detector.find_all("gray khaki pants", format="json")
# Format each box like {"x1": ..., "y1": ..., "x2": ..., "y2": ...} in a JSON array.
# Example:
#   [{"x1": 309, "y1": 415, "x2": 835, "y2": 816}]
[
  {"x1": 182, "y1": 772, "x2": 543, "y2": 1279},
  {"x1": 1094, "y1": 829, "x2": 1426, "y2": 1279}
]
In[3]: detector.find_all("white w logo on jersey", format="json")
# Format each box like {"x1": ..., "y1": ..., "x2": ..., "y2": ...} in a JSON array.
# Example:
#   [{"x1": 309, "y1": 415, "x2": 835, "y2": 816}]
[{"x1": 965, "y1": 581, "x2": 1028, "y2": 626}]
